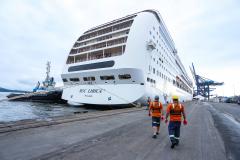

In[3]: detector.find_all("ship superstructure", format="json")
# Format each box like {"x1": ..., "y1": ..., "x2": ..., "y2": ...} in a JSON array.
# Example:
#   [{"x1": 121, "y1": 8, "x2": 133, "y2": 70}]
[{"x1": 61, "y1": 10, "x2": 193, "y2": 105}]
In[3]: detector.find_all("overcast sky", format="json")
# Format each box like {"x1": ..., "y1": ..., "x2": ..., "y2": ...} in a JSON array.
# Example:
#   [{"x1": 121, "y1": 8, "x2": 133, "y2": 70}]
[{"x1": 0, "y1": 0, "x2": 239, "y2": 96}]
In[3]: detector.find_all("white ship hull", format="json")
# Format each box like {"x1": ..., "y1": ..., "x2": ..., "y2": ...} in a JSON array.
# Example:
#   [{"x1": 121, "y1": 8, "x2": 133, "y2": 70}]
[
  {"x1": 62, "y1": 81, "x2": 192, "y2": 105},
  {"x1": 61, "y1": 10, "x2": 193, "y2": 106},
  {"x1": 62, "y1": 83, "x2": 144, "y2": 105}
]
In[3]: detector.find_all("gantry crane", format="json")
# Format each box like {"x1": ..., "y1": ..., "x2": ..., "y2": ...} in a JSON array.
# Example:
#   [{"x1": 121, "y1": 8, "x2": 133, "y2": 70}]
[{"x1": 190, "y1": 63, "x2": 224, "y2": 100}]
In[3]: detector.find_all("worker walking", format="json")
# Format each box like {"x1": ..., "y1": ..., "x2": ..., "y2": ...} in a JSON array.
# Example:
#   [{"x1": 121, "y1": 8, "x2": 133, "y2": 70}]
[
  {"x1": 146, "y1": 97, "x2": 151, "y2": 110},
  {"x1": 165, "y1": 95, "x2": 187, "y2": 148},
  {"x1": 149, "y1": 95, "x2": 164, "y2": 138}
]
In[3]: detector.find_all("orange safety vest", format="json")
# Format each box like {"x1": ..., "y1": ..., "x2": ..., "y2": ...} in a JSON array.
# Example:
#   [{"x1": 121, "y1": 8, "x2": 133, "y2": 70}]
[
  {"x1": 150, "y1": 101, "x2": 163, "y2": 117},
  {"x1": 167, "y1": 103, "x2": 184, "y2": 121}
]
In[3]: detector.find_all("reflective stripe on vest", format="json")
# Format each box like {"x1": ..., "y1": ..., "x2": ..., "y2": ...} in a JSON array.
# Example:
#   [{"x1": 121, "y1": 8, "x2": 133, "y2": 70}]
[
  {"x1": 170, "y1": 104, "x2": 182, "y2": 115},
  {"x1": 152, "y1": 102, "x2": 161, "y2": 113},
  {"x1": 172, "y1": 104, "x2": 182, "y2": 109}
]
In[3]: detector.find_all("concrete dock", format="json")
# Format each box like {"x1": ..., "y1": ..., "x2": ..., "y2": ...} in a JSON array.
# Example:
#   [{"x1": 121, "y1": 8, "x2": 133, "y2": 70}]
[{"x1": 0, "y1": 101, "x2": 239, "y2": 160}]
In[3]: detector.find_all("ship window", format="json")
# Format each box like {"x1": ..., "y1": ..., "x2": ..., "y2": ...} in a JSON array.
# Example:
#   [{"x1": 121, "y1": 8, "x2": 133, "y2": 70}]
[
  {"x1": 84, "y1": 17, "x2": 135, "y2": 34},
  {"x1": 68, "y1": 60, "x2": 115, "y2": 72},
  {"x1": 70, "y1": 78, "x2": 80, "y2": 82},
  {"x1": 104, "y1": 46, "x2": 123, "y2": 57},
  {"x1": 153, "y1": 68, "x2": 155, "y2": 74},
  {"x1": 96, "y1": 35, "x2": 112, "y2": 42},
  {"x1": 88, "y1": 50, "x2": 104, "y2": 60},
  {"x1": 78, "y1": 42, "x2": 106, "y2": 53},
  {"x1": 62, "y1": 78, "x2": 68, "y2": 82},
  {"x1": 100, "y1": 75, "x2": 115, "y2": 80},
  {"x1": 75, "y1": 54, "x2": 87, "y2": 62},
  {"x1": 83, "y1": 77, "x2": 95, "y2": 81},
  {"x1": 107, "y1": 37, "x2": 127, "y2": 46},
  {"x1": 119, "y1": 74, "x2": 131, "y2": 80},
  {"x1": 112, "y1": 20, "x2": 133, "y2": 31},
  {"x1": 66, "y1": 56, "x2": 74, "y2": 64},
  {"x1": 73, "y1": 42, "x2": 80, "y2": 48},
  {"x1": 122, "y1": 45, "x2": 126, "y2": 52},
  {"x1": 97, "y1": 27, "x2": 112, "y2": 36},
  {"x1": 70, "y1": 49, "x2": 78, "y2": 54}
]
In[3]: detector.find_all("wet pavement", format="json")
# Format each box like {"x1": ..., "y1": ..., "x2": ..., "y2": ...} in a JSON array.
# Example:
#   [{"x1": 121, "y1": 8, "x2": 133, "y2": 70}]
[
  {"x1": 0, "y1": 101, "x2": 239, "y2": 160},
  {"x1": 207, "y1": 102, "x2": 240, "y2": 160}
]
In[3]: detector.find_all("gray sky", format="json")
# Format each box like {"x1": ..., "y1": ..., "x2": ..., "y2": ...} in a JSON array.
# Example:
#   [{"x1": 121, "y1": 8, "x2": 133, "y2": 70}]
[{"x1": 0, "y1": 0, "x2": 239, "y2": 96}]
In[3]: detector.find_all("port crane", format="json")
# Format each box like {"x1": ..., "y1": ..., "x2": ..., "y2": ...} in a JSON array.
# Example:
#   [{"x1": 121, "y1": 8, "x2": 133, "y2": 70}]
[{"x1": 190, "y1": 63, "x2": 224, "y2": 100}]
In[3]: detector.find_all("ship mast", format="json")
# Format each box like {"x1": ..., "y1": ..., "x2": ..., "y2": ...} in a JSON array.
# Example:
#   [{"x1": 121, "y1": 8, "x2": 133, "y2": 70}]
[
  {"x1": 45, "y1": 61, "x2": 51, "y2": 82},
  {"x1": 43, "y1": 61, "x2": 55, "y2": 88}
]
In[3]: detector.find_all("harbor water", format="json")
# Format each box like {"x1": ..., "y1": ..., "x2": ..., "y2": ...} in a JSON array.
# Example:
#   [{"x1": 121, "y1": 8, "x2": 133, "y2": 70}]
[{"x1": 0, "y1": 92, "x2": 96, "y2": 122}]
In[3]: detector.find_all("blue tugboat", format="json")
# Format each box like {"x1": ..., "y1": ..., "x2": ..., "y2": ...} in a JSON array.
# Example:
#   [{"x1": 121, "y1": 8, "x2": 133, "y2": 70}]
[{"x1": 7, "y1": 62, "x2": 67, "y2": 103}]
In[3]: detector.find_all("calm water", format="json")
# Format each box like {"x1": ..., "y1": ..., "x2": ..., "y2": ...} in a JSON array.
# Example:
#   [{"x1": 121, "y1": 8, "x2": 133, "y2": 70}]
[{"x1": 0, "y1": 92, "x2": 95, "y2": 122}]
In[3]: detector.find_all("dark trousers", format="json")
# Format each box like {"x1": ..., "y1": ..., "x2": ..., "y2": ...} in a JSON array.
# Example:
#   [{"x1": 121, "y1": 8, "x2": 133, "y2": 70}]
[{"x1": 168, "y1": 121, "x2": 181, "y2": 144}]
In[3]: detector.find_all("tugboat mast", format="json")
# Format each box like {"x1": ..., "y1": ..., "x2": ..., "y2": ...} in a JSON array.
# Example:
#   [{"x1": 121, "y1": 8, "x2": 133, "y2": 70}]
[
  {"x1": 42, "y1": 61, "x2": 55, "y2": 88},
  {"x1": 45, "y1": 61, "x2": 51, "y2": 82}
]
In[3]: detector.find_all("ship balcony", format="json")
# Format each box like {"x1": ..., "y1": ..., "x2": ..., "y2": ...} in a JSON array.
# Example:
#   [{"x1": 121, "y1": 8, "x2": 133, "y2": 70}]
[
  {"x1": 76, "y1": 27, "x2": 131, "y2": 44},
  {"x1": 72, "y1": 35, "x2": 128, "y2": 50},
  {"x1": 84, "y1": 15, "x2": 136, "y2": 35},
  {"x1": 66, "y1": 44, "x2": 126, "y2": 64},
  {"x1": 78, "y1": 19, "x2": 133, "y2": 42}
]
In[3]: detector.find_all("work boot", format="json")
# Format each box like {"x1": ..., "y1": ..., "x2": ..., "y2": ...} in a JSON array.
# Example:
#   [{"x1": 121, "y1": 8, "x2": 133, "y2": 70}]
[
  {"x1": 175, "y1": 139, "x2": 179, "y2": 146},
  {"x1": 171, "y1": 143, "x2": 175, "y2": 149},
  {"x1": 152, "y1": 135, "x2": 157, "y2": 139}
]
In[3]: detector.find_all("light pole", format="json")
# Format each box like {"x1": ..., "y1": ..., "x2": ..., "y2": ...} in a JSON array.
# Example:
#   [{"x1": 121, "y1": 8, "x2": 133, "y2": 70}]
[{"x1": 233, "y1": 84, "x2": 235, "y2": 96}]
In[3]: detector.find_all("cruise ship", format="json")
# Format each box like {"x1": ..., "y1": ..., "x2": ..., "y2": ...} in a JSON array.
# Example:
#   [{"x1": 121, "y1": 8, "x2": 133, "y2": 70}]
[{"x1": 61, "y1": 9, "x2": 193, "y2": 106}]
